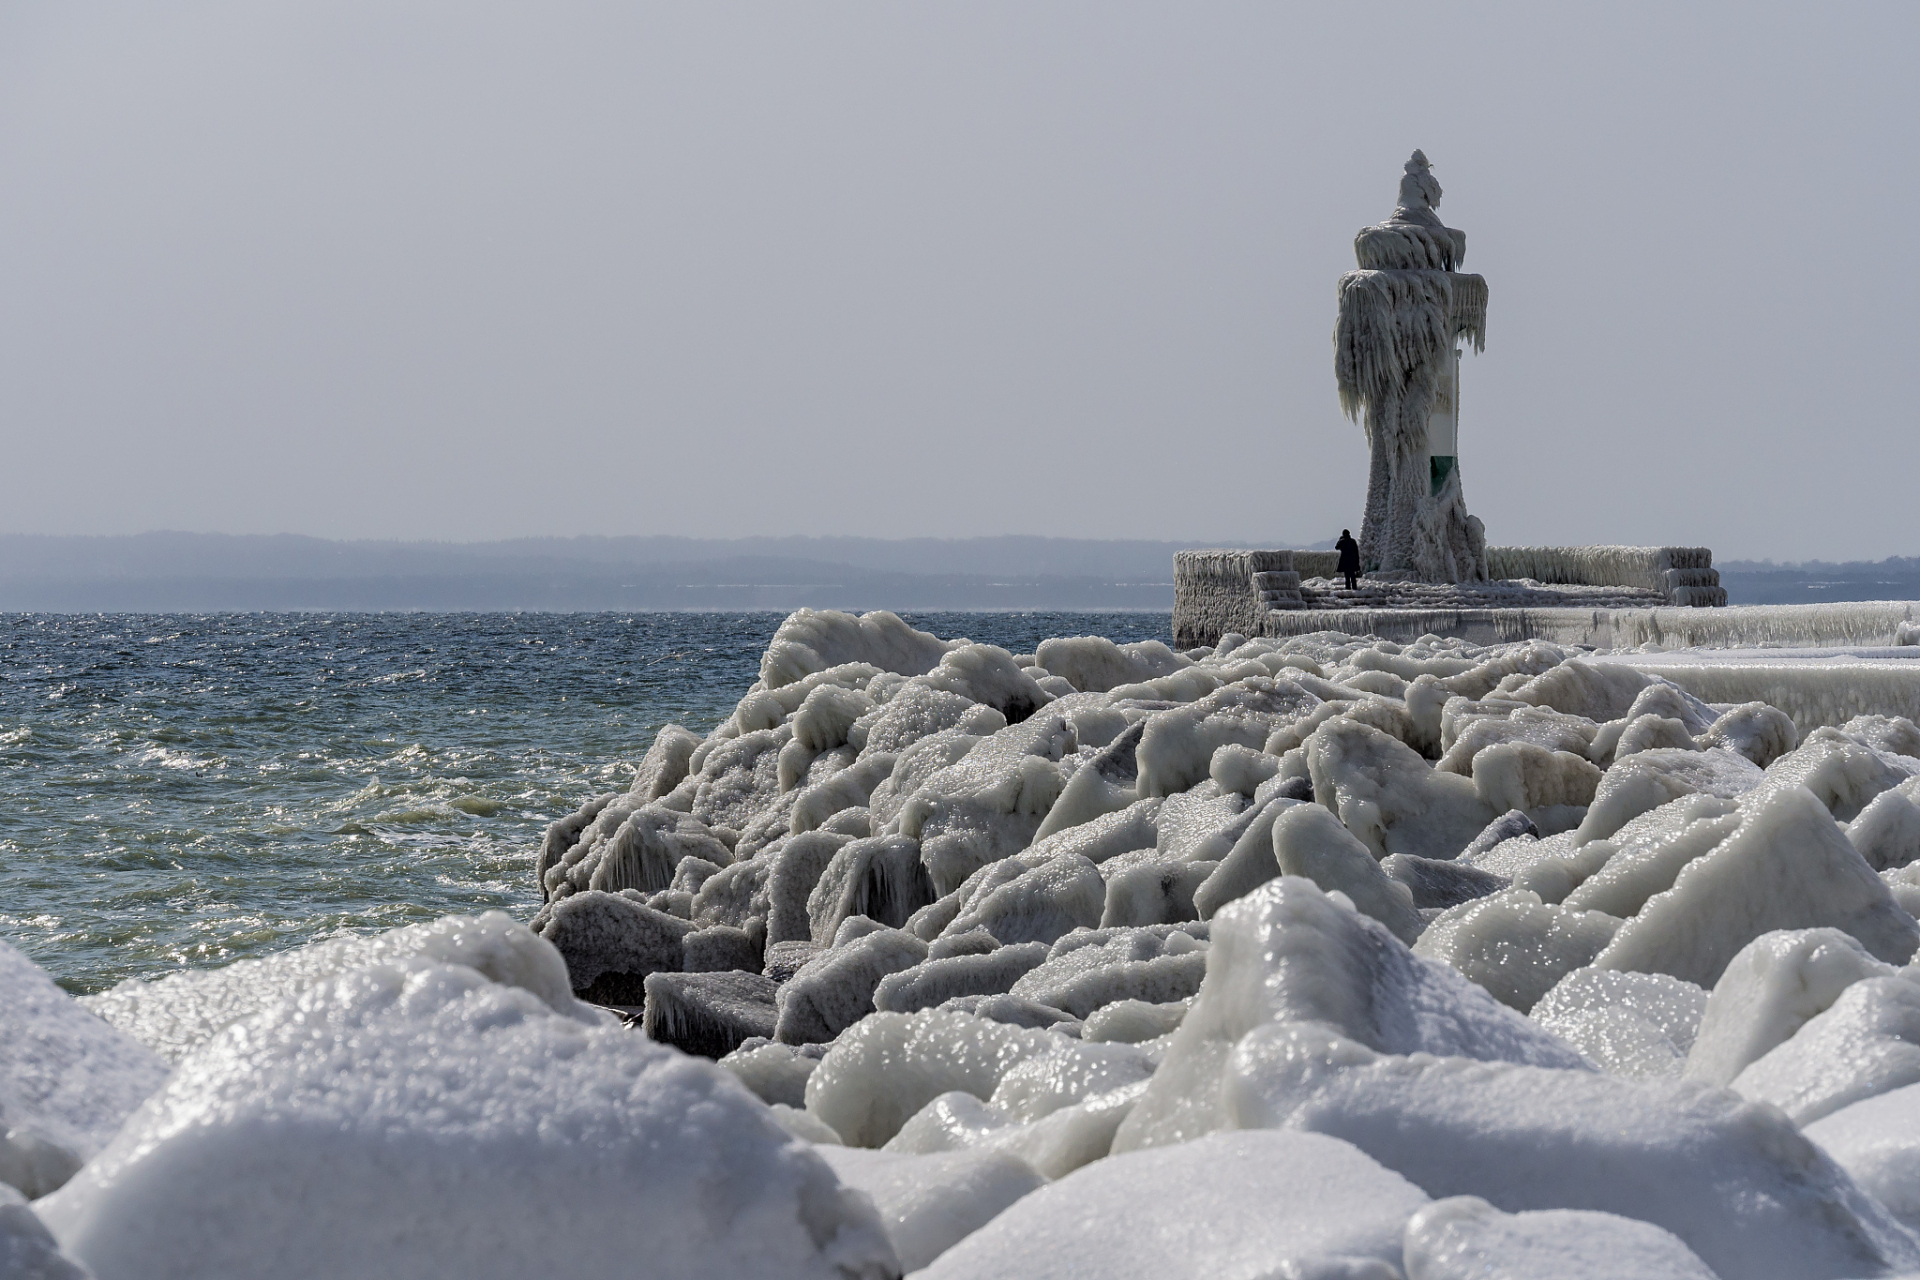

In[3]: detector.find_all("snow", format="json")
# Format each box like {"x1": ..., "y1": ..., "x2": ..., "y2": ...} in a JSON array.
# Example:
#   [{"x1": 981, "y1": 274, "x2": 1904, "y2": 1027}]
[
  {"x1": 37, "y1": 960, "x2": 898, "y2": 1280},
  {"x1": 917, "y1": 1130, "x2": 1429, "y2": 1280},
  {"x1": 0, "y1": 940, "x2": 169, "y2": 1163}
]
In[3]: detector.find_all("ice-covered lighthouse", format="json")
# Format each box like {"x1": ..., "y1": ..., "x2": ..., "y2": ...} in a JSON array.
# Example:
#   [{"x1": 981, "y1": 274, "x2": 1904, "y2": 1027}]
[{"x1": 1335, "y1": 150, "x2": 1489, "y2": 583}]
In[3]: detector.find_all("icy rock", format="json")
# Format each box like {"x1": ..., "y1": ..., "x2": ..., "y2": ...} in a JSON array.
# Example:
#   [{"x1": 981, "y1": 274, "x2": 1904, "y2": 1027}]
[
  {"x1": 1594, "y1": 787, "x2": 1920, "y2": 988},
  {"x1": 937, "y1": 994, "x2": 1079, "y2": 1032},
  {"x1": 882, "y1": 1082, "x2": 1142, "y2": 1178},
  {"x1": 814, "y1": 1147, "x2": 1044, "y2": 1273},
  {"x1": 1306, "y1": 718, "x2": 1495, "y2": 860},
  {"x1": 851, "y1": 683, "x2": 1005, "y2": 756},
  {"x1": 1381, "y1": 852, "x2": 1510, "y2": 909},
  {"x1": 683, "y1": 923, "x2": 764, "y2": 973},
  {"x1": 1684, "y1": 928, "x2": 1897, "y2": 1087},
  {"x1": 1414, "y1": 889, "x2": 1621, "y2": 1012},
  {"x1": 1272, "y1": 803, "x2": 1425, "y2": 944},
  {"x1": 775, "y1": 927, "x2": 928, "y2": 1045},
  {"x1": 873, "y1": 944, "x2": 1050, "y2": 1015},
  {"x1": 808, "y1": 835, "x2": 935, "y2": 940},
  {"x1": 1115, "y1": 878, "x2": 1587, "y2": 1152},
  {"x1": 83, "y1": 911, "x2": 593, "y2": 1066},
  {"x1": 1208, "y1": 742, "x2": 1281, "y2": 797},
  {"x1": 690, "y1": 856, "x2": 769, "y2": 929},
  {"x1": 1436, "y1": 703, "x2": 1594, "y2": 774},
  {"x1": 1559, "y1": 794, "x2": 1743, "y2": 917},
  {"x1": 1135, "y1": 678, "x2": 1320, "y2": 798},
  {"x1": 0, "y1": 941, "x2": 169, "y2": 1161},
  {"x1": 1096, "y1": 852, "x2": 1214, "y2": 927},
  {"x1": 1852, "y1": 779, "x2": 1920, "y2": 871},
  {"x1": 986, "y1": 1038, "x2": 1159, "y2": 1124},
  {"x1": 805, "y1": 1010, "x2": 1068, "y2": 1148},
  {"x1": 0, "y1": 1186, "x2": 92, "y2": 1280},
  {"x1": 1575, "y1": 747, "x2": 1765, "y2": 843},
  {"x1": 765, "y1": 831, "x2": 855, "y2": 944},
  {"x1": 1762, "y1": 727, "x2": 1920, "y2": 823},
  {"x1": 916, "y1": 1130, "x2": 1428, "y2": 1280},
  {"x1": 641, "y1": 970, "x2": 779, "y2": 1059},
  {"x1": 1010, "y1": 927, "x2": 1209, "y2": 1019},
  {"x1": 1529, "y1": 968, "x2": 1707, "y2": 1080},
  {"x1": 1511, "y1": 659, "x2": 1658, "y2": 724},
  {"x1": 1806, "y1": 1082, "x2": 1920, "y2": 1233},
  {"x1": 1701, "y1": 702, "x2": 1800, "y2": 769},
  {"x1": 39, "y1": 960, "x2": 899, "y2": 1280},
  {"x1": 1032, "y1": 722, "x2": 1144, "y2": 840},
  {"x1": 1151, "y1": 788, "x2": 1250, "y2": 861},
  {"x1": 1839, "y1": 714, "x2": 1920, "y2": 759},
  {"x1": 629, "y1": 723, "x2": 703, "y2": 803},
  {"x1": 1189, "y1": 796, "x2": 1299, "y2": 919},
  {"x1": 897, "y1": 715, "x2": 1074, "y2": 895},
  {"x1": 1224, "y1": 1022, "x2": 1920, "y2": 1280},
  {"x1": 927, "y1": 927, "x2": 1000, "y2": 959},
  {"x1": 1460, "y1": 808, "x2": 1539, "y2": 856},
  {"x1": 1471, "y1": 741, "x2": 1602, "y2": 813},
  {"x1": 1401, "y1": 1196, "x2": 1719, "y2": 1280},
  {"x1": 1026, "y1": 796, "x2": 1160, "y2": 868},
  {"x1": 686, "y1": 730, "x2": 793, "y2": 832},
  {"x1": 759, "y1": 608, "x2": 955, "y2": 690},
  {"x1": 916, "y1": 644, "x2": 1052, "y2": 724},
  {"x1": 1731, "y1": 975, "x2": 1920, "y2": 1124},
  {"x1": 1614, "y1": 713, "x2": 1698, "y2": 759},
  {"x1": 538, "y1": 890, "x2": 694, "y2": 1003},
  {"x1": 1081, "y1": 997, "x2": 1191, "y2": 1044},
  {"x1": 942, "y1": 854, "x2": 1106, "y2": 946},
  {"x1": 720, "y1": 1041, "x2": 819, "y2": 1108},
  {"x1": 1034, "y1": 636, "x2": 1188, "y2": 695},
  {"x1": 790, "y1": 753, "x2": 899, "y2": 835}
]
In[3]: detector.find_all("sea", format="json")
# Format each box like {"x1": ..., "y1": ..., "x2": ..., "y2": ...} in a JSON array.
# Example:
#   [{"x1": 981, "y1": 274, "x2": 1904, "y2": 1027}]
[{"x1": 0, "y1": 611, "x2": 1170, "y2": 995}]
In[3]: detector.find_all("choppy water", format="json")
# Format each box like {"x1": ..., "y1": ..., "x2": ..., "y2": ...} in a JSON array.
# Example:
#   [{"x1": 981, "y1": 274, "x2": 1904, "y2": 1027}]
[{"x1": 0, "y1": 611, "x2": 1168, "y2": 994}]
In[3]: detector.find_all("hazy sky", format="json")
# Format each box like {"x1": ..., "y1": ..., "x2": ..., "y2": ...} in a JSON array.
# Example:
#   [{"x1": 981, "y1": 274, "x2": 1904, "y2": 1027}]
[{"x1": 0, "y1": 3, "x2": 1913, "y2": 559}]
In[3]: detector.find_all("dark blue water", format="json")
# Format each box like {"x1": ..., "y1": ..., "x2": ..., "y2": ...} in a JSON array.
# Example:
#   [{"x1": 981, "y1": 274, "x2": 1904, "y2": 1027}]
[{"x1": 0, "y1": 612, "x2": 1169, "y2": 993}]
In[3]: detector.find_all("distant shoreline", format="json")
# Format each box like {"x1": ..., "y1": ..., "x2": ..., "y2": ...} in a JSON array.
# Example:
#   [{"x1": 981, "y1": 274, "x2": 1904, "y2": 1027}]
[{"x1": 0, "y1": 532, "x2": 1909, "y2": 611}]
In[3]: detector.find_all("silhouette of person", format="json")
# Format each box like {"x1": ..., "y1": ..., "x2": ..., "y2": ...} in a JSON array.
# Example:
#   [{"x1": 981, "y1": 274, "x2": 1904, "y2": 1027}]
[{"x1": 1335, "y1": 529, "x2": 1360, "y2": 591}]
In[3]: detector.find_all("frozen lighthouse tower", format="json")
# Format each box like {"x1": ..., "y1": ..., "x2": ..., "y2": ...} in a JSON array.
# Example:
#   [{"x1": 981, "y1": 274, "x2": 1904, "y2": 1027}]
[{"x1": 1335, "y1": 150, "x2": 1489, "y2": 582}]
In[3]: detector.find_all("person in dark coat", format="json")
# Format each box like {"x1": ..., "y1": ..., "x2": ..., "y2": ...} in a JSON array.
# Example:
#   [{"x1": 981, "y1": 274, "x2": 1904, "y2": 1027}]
[{"x1": 1335, "y1": 529, "x2": 1361, "y2": 591}]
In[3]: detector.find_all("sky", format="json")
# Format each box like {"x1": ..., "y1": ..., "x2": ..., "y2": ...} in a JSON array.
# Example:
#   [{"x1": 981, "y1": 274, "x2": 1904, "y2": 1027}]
[{"x1": 0, "y1": 3, "x2": 1913, "y2": 560}]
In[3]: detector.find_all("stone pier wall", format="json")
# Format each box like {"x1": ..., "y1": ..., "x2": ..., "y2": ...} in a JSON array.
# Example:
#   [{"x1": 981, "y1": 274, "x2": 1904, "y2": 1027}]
[{"x1": 1172, "y1": 544, "x2": 1734, "y2": 648}]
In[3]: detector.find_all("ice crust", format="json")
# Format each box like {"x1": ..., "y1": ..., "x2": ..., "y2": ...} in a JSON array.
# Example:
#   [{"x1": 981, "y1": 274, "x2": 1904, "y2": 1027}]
[{"x1": 23, "y1": 610, "x2": 1920, "y2": 1277}]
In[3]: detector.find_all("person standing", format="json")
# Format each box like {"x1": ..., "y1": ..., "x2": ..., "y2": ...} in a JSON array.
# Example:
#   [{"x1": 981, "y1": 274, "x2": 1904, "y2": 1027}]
[{"x1": 1335, "y1": 529, "x2": 1361, "y2": 591}]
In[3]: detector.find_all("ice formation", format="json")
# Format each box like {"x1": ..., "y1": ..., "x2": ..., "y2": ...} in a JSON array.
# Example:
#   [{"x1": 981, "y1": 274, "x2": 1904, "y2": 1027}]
[
  {"x1": 17, "y1": 606, "x2": 1920, "y2": 1276},
  {"x1": 1335, "y1": 151, "x2": 1490, "y2": 582}
]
